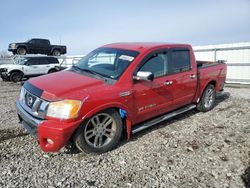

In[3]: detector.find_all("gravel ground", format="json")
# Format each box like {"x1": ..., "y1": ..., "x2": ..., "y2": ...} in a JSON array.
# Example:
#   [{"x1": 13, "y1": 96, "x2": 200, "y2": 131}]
[{"x1": 0, "y1": 80, "x2": 249, "y2": 188}]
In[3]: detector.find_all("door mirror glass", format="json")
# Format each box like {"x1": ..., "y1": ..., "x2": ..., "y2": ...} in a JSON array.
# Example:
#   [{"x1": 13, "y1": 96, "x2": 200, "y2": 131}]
[{"x1": 133, "y1": 71, "x2": 154, "y2": 81}]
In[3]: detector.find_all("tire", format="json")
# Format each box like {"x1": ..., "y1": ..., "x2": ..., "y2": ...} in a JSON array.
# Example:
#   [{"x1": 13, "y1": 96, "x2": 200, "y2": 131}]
[
  {"x1": 197, "y1": 84, "x2": 216, "y2": 112},
  {"x1": 17, "y1": 47, "x2": 26, "y2": 55},
  {"x1": 10, "y1": 71, "x2": 23, "y2": 82},
  {"x1": 52, "y1": 49, "x2": 61, "y2": 56},
  {"x1": 74, "y1": 109, "x2": 123, "y2": 154},
  {"x1": 48, "y1": 69, "x2": 57, "y2": 74}
]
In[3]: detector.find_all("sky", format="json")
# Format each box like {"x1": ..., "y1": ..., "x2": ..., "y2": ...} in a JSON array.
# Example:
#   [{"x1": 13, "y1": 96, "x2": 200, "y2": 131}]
[{"x1": 0, "y1": 0, "x2": 250, "y2": 55}]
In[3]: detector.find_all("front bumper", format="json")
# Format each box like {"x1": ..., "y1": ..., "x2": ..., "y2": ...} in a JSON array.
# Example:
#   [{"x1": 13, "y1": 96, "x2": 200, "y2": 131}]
[
  {"x1": 16, "y1": 100, "x2": 82, "y2": 152},
  {"x1": 8, "y1": 48, "x2": 16, "y2": 52},
  {"x1": 0, "y1": 68, "x2": 9, "y2": 77},
  {"x1": 0, "y1": 72, "x2": 9, "y2": 79},
  {"x1": 16, "y1": 100, "x2": 42, "y2": 136}
]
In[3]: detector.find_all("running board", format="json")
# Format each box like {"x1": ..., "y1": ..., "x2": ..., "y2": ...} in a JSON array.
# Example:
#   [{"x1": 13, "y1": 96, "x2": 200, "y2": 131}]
[{"x1": 132, "y1": 104, "x2": 196, "y2": 134}]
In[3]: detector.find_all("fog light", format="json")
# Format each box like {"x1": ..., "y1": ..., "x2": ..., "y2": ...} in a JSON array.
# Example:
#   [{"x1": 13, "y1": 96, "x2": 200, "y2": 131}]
[{"x1": 46, "y1": 138, "x2": 54, "y2": 145}]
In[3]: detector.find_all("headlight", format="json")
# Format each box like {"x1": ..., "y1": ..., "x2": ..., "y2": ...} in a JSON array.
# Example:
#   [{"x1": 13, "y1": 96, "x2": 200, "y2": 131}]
[
  {"x1": 19, "y1": 87, "x2": 25, "y2": 101},
  {"x1": 46, "y1": 100, "x2": 82, "y2": 119},
  {"x1": 11, "y1": 43, "x2": 16, "y2": 48},
  {"x1": 0, "y1": 68, "x2": 8, "y2": 72}
]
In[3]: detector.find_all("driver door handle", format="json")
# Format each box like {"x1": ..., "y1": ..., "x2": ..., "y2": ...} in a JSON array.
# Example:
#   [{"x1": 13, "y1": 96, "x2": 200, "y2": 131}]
[
  {"x1": 190, "y1": 74, "x2": 196, "y2": 79},
  {"x1": 164, "y1": 81, "x2": 173, "y2": 86}
]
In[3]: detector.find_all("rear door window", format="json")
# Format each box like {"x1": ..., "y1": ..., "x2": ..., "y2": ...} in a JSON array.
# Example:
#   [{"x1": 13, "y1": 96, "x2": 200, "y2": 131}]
[
  {"x1": 170, "y1": 49, "x2": 191, "y2": 73},
  {"x1": 41, "y1": 40, "x2": 50, "y2": 46},
  {"x1": 48, "y1": 58, "x2": 59, "y2": 64},
  {"x1": 27, "y1": 59, "x2": 38, "y2": 65},
  {"x1": 38, "y1": 59, "x2": 49, "y2": 65}
]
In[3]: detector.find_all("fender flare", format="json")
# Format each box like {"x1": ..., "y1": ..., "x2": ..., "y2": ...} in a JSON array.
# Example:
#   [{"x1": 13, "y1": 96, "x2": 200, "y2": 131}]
[
  {"x1": 81, "y1": 102, "x2": 133, "y2": 140},
  {"x1": 83, "y1": 102, "x2": 131, "y2": 120},
  {"x1": 51, "y1": 48, "x2": 61, "y2": 53},
  {"x1": 9, "y1": 69, "x2": 24, "y2": 75},
  {"x1": 198, "y1": 80, "x2": 217, "y2": 103},
  {"x1": 47, "y1": 68, "x2": 57, "y2": 73},
  {"x1": 16, "y1": 45, "x2": 27, "y2": 51}
]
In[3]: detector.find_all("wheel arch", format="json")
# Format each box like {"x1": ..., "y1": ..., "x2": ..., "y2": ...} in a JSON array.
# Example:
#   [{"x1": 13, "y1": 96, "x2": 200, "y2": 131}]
[
  {"x1": 201, "y1": 80, "x2": 217, "y2": 94},
  {"x1": 48, "y1": 68, "x2": 57, "y2": 73},
  {"x1": 16, "y1": 45, "x2": 27, "y2": 51},
  {"x1": 197, "y1": 80, "x2": 217, "y2": 103},
  {"x1": 9, "y1": 69, "x2": 24, "y2": 75},
  {"x1": 51, "y1": 48, "x2": 61, "y2": 53}
]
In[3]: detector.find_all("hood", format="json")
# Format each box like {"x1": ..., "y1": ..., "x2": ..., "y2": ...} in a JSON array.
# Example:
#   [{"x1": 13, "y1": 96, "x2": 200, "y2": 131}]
[
  {"x1": 10, "y1": 42, "x2": 23, "y2": 45},
  {"x1": 0, "y1": 64, "x2": 18, "y2": 69},
  {"x1": 28, "y1": 70, "x2": 105, "y2": 101}
]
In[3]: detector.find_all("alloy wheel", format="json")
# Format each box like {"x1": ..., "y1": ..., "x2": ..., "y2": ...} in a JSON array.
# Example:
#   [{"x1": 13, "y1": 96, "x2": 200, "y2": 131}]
[{"x1": 84, "y1": 113, "x2": 117, "y2": 148}]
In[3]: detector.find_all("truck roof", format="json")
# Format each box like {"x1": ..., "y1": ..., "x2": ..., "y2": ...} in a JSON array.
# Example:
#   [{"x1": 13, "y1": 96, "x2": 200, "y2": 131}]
[
  {"x1": 30, "y1": 38, "x2": 49, "y2": 41},
  {"x1": 102, "y1": 42, "x2": 191, "y2": 52}
]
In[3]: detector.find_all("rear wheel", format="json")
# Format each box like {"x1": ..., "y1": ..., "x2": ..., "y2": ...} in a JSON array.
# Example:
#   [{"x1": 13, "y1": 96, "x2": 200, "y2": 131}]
[
  {"x1": 10, "y1": 71, "x2": 23, "y2": 82},
  {"x1": 17, "y1": 47, "x2": 26, "y2": 55},
  {"x1": 74, "y1": 109, "x2": 123, "y2": 154},
  {"x1": 48, "y1": 69, "x2": 57, "y2": 73},
  {"x1": 52, "y1": 49, "x2": 61, "y2": 56},
  {"x1": 197, "y1": 84, "x2": 216, "y2": 112}
]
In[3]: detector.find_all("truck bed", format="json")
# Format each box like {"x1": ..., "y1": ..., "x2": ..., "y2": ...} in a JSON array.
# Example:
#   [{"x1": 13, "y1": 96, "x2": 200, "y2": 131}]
[
  {"x1": 197, "y1": 60, "x2": 227, "y2": 93},
  {"x1": 197, "y1": 60, "x2": 225, "y2": 69}
]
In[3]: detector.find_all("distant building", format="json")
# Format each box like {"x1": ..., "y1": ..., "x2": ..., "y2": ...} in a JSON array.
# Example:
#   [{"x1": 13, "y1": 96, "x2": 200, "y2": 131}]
[{"x1": 194, "y1": 42, "x2": 250, "y2": 84}]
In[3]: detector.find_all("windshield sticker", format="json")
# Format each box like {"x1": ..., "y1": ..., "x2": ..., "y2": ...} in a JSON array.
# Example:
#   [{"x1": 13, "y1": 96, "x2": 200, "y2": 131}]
[{"x1": 119, "y1": 55, "x2": 134, "y2": 62}]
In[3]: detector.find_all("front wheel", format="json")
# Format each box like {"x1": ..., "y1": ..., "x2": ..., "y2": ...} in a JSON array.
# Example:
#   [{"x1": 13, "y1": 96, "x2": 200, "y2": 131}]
[
  {"x1": 197, "y1": 84, "x2": 216, "y2": 112},
  {"x1": 74, "y1": 109, "x2": 123, "y2": 154},
  {"x1": 10, "y1": 72, "x2": 23, "y2": 82},
  {"x1": 17, "y1": 47, "x2": 26, "y2": 55}
]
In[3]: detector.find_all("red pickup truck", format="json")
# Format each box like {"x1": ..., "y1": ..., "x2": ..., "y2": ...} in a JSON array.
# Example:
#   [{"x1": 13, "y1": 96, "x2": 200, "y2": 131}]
[{"x1": 15, "y1": 43, "x2": 227, "y2": 153}]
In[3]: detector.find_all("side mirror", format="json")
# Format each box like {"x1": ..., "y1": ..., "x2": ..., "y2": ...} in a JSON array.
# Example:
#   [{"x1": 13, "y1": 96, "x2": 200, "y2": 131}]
[{"x1": 133, "y1": 71, "x2": 154, "y2": 81}]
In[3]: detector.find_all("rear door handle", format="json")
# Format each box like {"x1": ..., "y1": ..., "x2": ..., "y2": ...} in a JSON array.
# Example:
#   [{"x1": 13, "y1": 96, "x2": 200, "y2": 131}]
[
  {"x1": 164, "y1": 81, "x2": 173, "y2": 86},
  {"x1": 190, "y1": 74, "x2": 196, "y2": 79}
]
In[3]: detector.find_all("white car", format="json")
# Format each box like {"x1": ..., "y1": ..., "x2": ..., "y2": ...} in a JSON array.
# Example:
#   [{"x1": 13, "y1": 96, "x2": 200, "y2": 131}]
[{"x1": 0, "y1": 57, "x2": 60, "y2": 82}]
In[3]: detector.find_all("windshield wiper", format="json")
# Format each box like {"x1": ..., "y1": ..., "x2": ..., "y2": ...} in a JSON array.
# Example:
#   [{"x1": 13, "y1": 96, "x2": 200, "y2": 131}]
[{"x1": 72, "y1": 65, "x2": 110, "y2": 80}]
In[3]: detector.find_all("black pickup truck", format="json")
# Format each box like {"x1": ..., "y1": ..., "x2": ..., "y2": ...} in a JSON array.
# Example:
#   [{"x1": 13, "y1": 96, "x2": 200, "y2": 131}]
[{"x1": 8, "y1": 38, "x2": 67, "y2": 56}]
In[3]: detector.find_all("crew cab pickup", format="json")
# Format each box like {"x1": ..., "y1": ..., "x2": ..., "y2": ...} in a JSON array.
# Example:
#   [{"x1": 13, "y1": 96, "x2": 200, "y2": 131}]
[
  {"x1": 0, "y1": 57, "x2": 59, "y2": 82},
  {"x1": 15, "y1": 43, "x2": 227, "y2": 153},
  {"x1": 8, "y1": 38, "x2": 67, "y2": 56}
]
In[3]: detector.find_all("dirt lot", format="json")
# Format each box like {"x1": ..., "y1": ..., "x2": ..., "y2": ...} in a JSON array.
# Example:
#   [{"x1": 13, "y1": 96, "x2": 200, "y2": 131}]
[{"x1": 0, "y1": 80, "x2": 249, "y2": 188}]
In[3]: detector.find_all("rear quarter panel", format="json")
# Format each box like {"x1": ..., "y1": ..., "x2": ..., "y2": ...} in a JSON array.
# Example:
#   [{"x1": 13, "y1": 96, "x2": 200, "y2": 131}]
[{"x1": 199, "y1": 63, "x2": 227, "y2": 95}]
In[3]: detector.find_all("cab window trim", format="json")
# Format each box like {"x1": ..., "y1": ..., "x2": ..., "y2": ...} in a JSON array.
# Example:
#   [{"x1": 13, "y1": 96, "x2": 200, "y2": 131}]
[
  {"x1": 133, "y1": 48, "x2": 169, "y2": 79},
  {"x1": 169, "y1": 48, "x2": 191, "y2": 74},
  {"x1": 133, "y1": 48, "x2": 192, "y2": 80}
]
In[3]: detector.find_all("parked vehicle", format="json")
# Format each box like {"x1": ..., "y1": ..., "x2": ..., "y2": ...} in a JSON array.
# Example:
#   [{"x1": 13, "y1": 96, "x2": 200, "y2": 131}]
[
  {"x1": 0, "y1": 57, "x2": 59, "y2": 82},
  {"x1": 8, "y1": 38, "x2": 67, "y2": 56},
  {"x1": 15, "y1": 43, "x2": 227, "y2": 153},
  {"x1": 54, "y1": 65, "x2": 68, "y2": 72}
]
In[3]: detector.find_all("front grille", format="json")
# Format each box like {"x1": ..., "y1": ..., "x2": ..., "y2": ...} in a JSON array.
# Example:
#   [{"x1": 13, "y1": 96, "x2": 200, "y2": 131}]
[
  {"x1": 19, "y1": 87, "x2": 49, "y2": 119},
  {"x1": 25, "y1": 92, "x2": 37, "y2": 108}
]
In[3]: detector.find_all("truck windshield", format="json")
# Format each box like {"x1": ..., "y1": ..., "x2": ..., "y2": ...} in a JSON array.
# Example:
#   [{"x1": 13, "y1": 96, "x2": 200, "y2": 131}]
[{"x1": 74, "y1": 48, "x2": 139, "y2": 79}]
